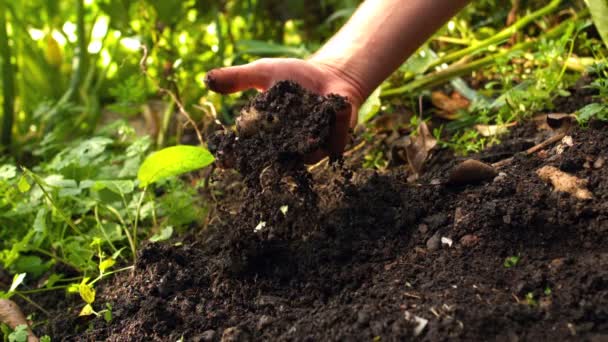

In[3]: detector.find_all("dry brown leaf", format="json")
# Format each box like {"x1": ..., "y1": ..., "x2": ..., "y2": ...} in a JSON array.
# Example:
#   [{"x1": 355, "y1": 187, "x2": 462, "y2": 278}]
[
  {"x1": 536, "y1": 166, "x2": 593, "y2": 200},
  {"x1": 431, "y1": 91, "x2": 469, "y2": 120},
  {"x1": 404, "y1": 121, "x2": 437, "y2": 175},
  {"x1": 0, "y1": 299, "x2": 38, "y2": 342},
  {"x1": 448, "y1": 159, "x2": 497, "y2": 185}
]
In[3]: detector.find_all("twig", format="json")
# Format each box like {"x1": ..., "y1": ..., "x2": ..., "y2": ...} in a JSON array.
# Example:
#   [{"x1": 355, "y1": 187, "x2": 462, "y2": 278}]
[
  {"x1": 492, "y1": 131, "x2": 566, "y2": 169},
  {"x1": 139, "y1": 45, "x2": 204, "y2": 145}
]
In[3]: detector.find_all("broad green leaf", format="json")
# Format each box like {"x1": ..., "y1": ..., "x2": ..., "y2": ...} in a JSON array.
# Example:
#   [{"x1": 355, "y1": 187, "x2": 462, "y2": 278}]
[
  {"x1": 586, "y1": 0, "x2": 608, "y2": 48},
  {"x1": 8, "y1": 325, "x2": 28, "y2": 342},
  {"x1": 92, "y1": 180, "x2": 135, "y2": 195},
  {"x1": 358, "y1": 87, "x2": 382, "y2": 124},
  {"x1": 9, "y1": 273, "x2": 26, "y2": 293},
  {"x1": 150, "y1": 226, "x2": 173, "y2": 243},
  {"x1": 0, "y1": 164, "x2": 17, "y2": 180},
  {"x1": 577, "y1": 103, "x2": 608, "y2": 123},
  {"x1": 137, "y1": 146, "x2": 215, "y2": 187}
]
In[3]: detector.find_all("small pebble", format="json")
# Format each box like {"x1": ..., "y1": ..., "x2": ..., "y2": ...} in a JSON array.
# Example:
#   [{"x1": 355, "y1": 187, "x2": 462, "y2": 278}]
[
  {"x1": 357, "y1": 310, "x2": 371, "y2": 327},
  {"x1": 418, "y1": 224, "x2": 428, "y2": 234},
  {"x1": 460, "y1": 234, "x2": 479, "y2": 248},
  {"x1": 493, "y1": 172, "x2": 507, "y2": 183},
  {"x1": 221, "y1": 326, "x2": 251, "y2": 342},
  {"x1": 257, "y1": 315, "x2": 273, "y2": 331},
  {"x1": 594, "y1": 157, "x2": 605, "y2": 169},
  {"x1": 426, "y1": 233, "x2": 441, "y2": 251},
  {"x1": 201, "y1": 330, "x2": 216, "y2": 342}
]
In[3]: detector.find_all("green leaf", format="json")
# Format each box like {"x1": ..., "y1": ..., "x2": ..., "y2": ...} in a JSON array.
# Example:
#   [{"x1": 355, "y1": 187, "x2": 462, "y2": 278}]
[
  {"x1": 358, "y1": 87, "x2": 382, "y2": 124},
  {"x1": 137, "y1": 146, "x2": 215, "y2": 187},
  {"x1": 92, "y1": 180, "x2": 135, "y2": 195},
  {"x1": 149, "y1": 226, "x2": 173, "y2": 243},
  {"x1": 9, "y1": 273, "x2": 26, "y2": 293},
  {"x1": 99, "y1": 258, "x2": 115, "y2": 273},
  {"x1": 79, "y1": 303, "x2": 95, "y2": 316},
  {"x1": 14, "y1": 256, "x2": 49, "y2": 278},
  {"x1": 0, "y1": 164, "x2": 17, "y2": 180},
  {"x1": 586, "y1": 0, "x2": 608, "y2": 48},
  {"x1": 40, "y1": 336, "x2": 52, "y2": 342},
  {"x1": 504, "y1": 255, "x2": 520, "y2": 268},
  {"x1": 8, "y1": 325, "x2": 28, "y2": 342},
  {"x1": 17, "y1": 176, "x2": 30, "y2": 193},
  {"x1": 577, "y1": 103, "x2": 608, "y2": 123},
  {"x1": 79, "y1": 280, "x2": 96, "y2": 304}
]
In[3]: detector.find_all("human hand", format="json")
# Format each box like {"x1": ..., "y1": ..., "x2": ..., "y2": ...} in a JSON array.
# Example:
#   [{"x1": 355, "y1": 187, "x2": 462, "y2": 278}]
[{"x1": 205, "y1": 58, "x2": 366, "y2": 163}]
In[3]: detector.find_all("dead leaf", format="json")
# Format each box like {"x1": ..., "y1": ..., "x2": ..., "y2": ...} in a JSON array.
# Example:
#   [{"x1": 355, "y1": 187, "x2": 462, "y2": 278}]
[
  {"x1": 475, "y1": 123, "x2": 516, "y2": 137},
  {"x1": 0, "y1": 299, "x2": 38, "y2": 342},
  {"x1": 404, "y1": 121, "x2": 437, "y2": 175},
  {"x1": 536, "y1": 166, "x2": 593, "y2": 200},
  {"x1": 431, "y1": 91, "x2": 469, "y2": 120},
  {"x1": 448, "y1": 159, "x2": 497, "y2": 185}
]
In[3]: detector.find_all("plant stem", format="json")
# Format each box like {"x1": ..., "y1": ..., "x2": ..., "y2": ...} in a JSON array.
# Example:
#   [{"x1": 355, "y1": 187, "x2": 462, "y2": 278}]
[
  {"x1": 24, "y1": 169, "x2": 83, "y2": 235},
  {"x1": 382, "y1": 15, "x2": 582, "y2": 96},
  {"x1": 425, "y1": 0, "x2": 562, "y2": 71},
  {"x1": 0, "y1": 0, "x2": 15, "y2": 147},
  {"x1": 89, "y1": 265, "x2": 134, "y2": 285},
  {"x1": 132, "y1": 187, "x2": 147, "y2": 255}
]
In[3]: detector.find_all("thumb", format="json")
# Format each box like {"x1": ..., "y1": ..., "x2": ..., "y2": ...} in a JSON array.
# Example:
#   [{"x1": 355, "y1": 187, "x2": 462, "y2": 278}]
[{"x1": 205, "y1": 62, "x2": 273, "y2": 94}]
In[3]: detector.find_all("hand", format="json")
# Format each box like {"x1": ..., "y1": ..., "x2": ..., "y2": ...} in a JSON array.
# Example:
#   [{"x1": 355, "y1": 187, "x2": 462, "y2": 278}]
[{"x1": 205, "y1": 58, "x2": 366, "y2": 163}]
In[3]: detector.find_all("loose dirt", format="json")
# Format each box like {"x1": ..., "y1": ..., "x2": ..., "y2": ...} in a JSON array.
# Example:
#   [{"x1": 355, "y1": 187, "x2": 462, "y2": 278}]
[{"x1": 40, "y1": 80, "x2": 607, "y2": 341}]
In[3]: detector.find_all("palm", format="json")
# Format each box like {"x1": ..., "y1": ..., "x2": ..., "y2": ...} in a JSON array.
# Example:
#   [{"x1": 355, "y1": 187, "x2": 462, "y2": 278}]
[{"x1": 205, "y1": 58, "x2": 364, "y2": 161}]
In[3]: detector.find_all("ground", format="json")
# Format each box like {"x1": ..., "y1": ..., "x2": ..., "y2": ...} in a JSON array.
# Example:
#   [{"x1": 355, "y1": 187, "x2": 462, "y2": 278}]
[{"x1": 39, "y1": 81, "x2": 608, "y2": 341}]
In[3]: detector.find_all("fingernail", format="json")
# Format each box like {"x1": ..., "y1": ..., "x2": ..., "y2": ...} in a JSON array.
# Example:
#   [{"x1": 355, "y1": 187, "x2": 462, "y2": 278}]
[{"x1": 204, "y1": 71, "x2": 217, "y2": 90}]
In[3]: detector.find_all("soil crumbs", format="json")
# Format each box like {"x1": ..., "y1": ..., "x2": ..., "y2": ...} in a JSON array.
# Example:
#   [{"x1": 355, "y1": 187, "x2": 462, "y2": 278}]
[{"x1": 43, "y1": 81, "x2": 608, "y2": 341}]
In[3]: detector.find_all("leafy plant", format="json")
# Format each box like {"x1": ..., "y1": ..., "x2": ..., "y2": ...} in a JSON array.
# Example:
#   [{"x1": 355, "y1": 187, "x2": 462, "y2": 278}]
[{"x1": 504, "y1": 255, "x2": 521, "y2": 268}]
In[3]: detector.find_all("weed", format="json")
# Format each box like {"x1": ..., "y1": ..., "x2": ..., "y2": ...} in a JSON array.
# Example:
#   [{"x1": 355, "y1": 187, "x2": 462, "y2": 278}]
[
  {"x1": 525, "y1": 292, "x2": 537, "y2": 306},
  {"x1": 363, "y1": 150, "x2": 388, "y2": 170},
  {"x1": 504, "y1": 255, "x2": 521, "y2": 268}
]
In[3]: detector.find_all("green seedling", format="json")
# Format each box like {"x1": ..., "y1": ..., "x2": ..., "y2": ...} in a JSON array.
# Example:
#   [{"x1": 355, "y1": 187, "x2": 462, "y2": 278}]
[
  {"x1": 525, "y1": 292, "x2": 537, "y2": 306},
  {"x1": 504, "y1": 255, "x2": 521, "y2": 268}
]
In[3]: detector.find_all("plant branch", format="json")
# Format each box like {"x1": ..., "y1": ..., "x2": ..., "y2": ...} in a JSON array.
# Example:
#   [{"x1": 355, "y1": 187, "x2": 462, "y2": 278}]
[{"x1": 0, "y1": 0, "x2": 15, "y2": 147}]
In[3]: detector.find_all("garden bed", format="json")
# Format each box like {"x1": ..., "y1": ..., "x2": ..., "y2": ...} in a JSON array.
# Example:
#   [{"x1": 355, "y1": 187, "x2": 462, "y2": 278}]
[{"x1": 39, "y1": 81, "x2": 608, "y2": 341}]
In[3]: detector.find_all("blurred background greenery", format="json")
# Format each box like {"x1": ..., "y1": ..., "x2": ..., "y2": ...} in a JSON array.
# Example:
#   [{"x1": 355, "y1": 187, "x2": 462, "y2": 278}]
[
  {"x1": 0, "y1": 0, "x2": 605, "y2": 161},
  {"x1": 0, "y1": 0, "x2": 365, "y2": 160}
]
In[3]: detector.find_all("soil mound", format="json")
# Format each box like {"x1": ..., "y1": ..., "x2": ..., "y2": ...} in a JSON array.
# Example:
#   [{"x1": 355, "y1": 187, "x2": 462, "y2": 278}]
[{"x1": 41, "y1": 82, "x2": 608, "y2": 341}]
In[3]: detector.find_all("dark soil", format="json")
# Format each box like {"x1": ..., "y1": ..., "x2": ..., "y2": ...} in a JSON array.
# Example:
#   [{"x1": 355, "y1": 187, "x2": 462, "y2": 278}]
[{"x1": 41, "y1": 81, "x2": 608, "y2": 341}]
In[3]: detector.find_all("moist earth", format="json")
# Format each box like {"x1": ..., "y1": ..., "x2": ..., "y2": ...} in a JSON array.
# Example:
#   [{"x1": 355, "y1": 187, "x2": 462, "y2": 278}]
[{"x1": 39, "y1": 81, "x2": 607, "y2": 341}]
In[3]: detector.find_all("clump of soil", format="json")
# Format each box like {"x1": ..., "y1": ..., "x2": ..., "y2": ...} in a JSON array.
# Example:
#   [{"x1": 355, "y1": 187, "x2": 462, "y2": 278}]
[
  {"x1": 39, "y1": 80, "x2": 608, "y2": 341},
  {"x1": 208, "y1": 80, "x2": 348, "y2": 188}
]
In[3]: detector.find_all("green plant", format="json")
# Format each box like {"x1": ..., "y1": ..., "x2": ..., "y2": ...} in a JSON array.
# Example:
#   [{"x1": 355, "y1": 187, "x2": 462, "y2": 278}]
[
  {"x1": 363, "y1": 149, "x2": 388, "y2": 170},
  {"x1": 504, "y1": 255, "x2": 521, "y2": 268},
  {"x1": 525, "y1": 292, "x2": 537, "y2": 306},
  {"x1": 577, "y1": 62, "x2": 608, "y2": 124}
]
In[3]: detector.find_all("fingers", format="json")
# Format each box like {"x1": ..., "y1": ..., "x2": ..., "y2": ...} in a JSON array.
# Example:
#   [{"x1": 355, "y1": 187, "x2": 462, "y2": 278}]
[{"x1": 205, "y1": 62, "x2": 273, "y2": 94}]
